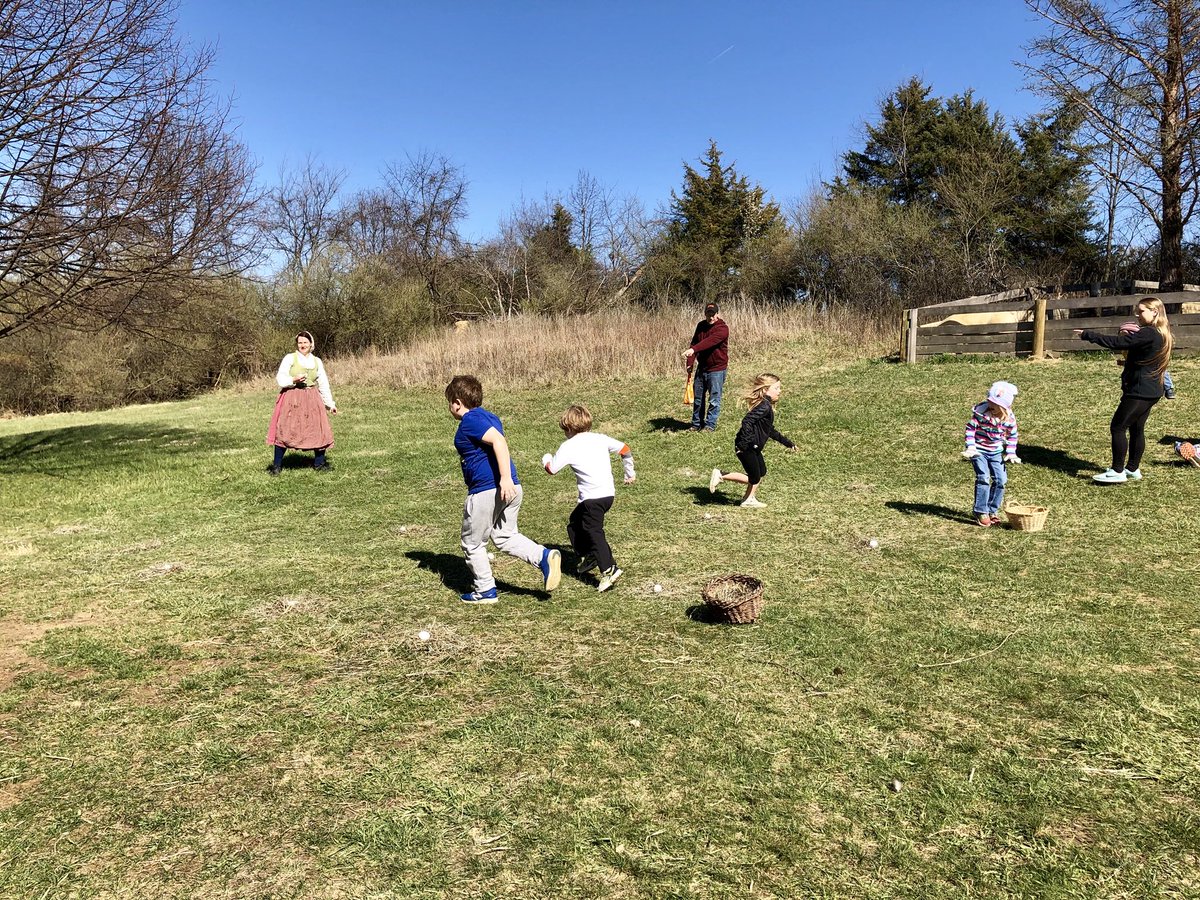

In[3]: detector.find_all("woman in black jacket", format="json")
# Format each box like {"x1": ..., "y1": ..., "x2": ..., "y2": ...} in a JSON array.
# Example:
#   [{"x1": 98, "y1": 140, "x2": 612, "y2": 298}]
[
  {"x1": 1075, "y1": 297, "x2": 1174, "y2": 484},
  {"x1": 707, "y1": 373, "x2": 797, "y2": 507}
]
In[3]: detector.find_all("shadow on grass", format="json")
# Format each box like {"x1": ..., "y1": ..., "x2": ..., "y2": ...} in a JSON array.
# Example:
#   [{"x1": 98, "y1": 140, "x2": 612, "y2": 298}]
[
  {"x1": 1150, "y1": 435, "x2": 1199, "y2": 469},
  {"x1": 1018, "y1": 443, "x2": 1095, "y2": 476},
  {"x1": 681, "y1": 485, "x2": 738, "y2": 505},
  {"x1": 885, "y1": 500, "x2": 975, "y2": 525},
  {"x1": 685, "y1": 604, "x2": 737, "y2": 625},
  {"x1": 404, "y1": 550, "x2": 546, "y2": 599},
  {"x1": 1159, "y1": 433, "x2": 1199, "y2": 446},
  {"x1": 0, "y1": 423, "x2": 215, "y2": 476},
  {"x1": 648, "y1": 417, "x2": 694, "y2": 433}
]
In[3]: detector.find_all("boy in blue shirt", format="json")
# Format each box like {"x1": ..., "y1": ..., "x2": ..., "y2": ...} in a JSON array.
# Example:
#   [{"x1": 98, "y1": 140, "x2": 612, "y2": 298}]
[{"x1": 446, "y1": 375, "x2": 561, "y2": 604}]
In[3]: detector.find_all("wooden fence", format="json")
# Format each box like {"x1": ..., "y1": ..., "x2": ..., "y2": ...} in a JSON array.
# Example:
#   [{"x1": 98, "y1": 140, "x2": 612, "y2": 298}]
[{"x1": 900, "y1": 285, "x2": 1200, "y2": 362}]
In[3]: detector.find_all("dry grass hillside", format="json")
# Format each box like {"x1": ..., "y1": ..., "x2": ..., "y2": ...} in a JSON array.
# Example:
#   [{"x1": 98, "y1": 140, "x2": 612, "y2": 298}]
[{"x1": 241, "y1": 303, "x2": 895, "y2": 392}]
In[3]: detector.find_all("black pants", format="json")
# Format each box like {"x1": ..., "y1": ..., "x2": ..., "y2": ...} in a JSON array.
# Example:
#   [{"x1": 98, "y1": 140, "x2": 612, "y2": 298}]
[
  {"x1": 1110, "y1": 396, "x2": 1158, "y2": 471},
  {"x1": 567, "y1": 496, "x2": 615, "y2": 571}
]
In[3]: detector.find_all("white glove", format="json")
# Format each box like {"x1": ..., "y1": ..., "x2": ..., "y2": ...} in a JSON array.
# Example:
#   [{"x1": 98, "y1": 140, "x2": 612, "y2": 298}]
[
  {"x1": 961, "y1": 447, "x2": 979, "y2": 459},
  {"x1": 541, "y1": 453, "x2": 552, "y2": 467},
  {"x1": 1004, "y1": 454, "x2": 1022, "y2": 464}
]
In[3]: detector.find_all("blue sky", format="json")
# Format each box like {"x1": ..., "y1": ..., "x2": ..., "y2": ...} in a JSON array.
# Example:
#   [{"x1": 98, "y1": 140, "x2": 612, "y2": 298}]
[{"x1": 175, "y1": 1, "x2": 1049, "y2": 242}]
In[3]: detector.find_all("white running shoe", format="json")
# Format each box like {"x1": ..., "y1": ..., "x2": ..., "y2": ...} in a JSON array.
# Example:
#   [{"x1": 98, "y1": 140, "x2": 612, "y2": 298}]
[
  {"x1": 597, "y1": 566, "x2": 623, "y2": 592},
  {"x1": 740, "y1": 497, "x2": 766, "y2": 508},
  {"x1": 1123, "y1": 468, "x2": 1142, "y2": 480},
  {"x1": 709, "y1": 468, "x2": 722, "y2": 493},
  {"x1": 1092, "y1": 468, "x2": 1127, "y2": 484}
]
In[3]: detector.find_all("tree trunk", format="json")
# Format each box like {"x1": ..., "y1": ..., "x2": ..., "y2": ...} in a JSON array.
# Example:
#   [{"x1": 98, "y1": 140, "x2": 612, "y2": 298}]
[{"x1": 1159, "y1": 0, "x2": 1186, "y2": 292}]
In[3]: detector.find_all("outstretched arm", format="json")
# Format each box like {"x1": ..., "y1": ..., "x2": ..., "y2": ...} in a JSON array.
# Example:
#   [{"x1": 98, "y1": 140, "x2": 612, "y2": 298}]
[{"x1": 1074, "y1": 327, "x2": 1156, "y2": 351}]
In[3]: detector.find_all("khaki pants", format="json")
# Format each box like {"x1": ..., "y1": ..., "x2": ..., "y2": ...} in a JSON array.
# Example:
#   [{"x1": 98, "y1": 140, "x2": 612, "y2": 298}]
[{"x1": 461, "y1": 486, "x2": 544, "y2": 591}]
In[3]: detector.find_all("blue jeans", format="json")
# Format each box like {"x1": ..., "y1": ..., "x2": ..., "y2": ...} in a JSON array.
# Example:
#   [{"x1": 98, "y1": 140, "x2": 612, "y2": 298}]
[
  {"x1": 692, "y1": 370, "x2": 726, "y2": 429},
  {"x1": 971, "y1": 451, "x2": 1007, "y2": 516}
]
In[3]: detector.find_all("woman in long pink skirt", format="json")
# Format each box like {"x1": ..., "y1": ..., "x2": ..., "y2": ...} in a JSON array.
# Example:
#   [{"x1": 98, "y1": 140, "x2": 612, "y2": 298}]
[{"x1": 265, "y1": 331, "x2": 338, "y2": 475}]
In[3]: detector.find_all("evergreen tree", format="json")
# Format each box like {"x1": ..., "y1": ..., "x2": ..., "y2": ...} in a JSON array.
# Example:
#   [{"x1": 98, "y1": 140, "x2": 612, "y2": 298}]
[
  {"x1": 529, "y1": 203, "x2": 578, "y2": 266},
  {"x1": 842, "y1": 77, "x2": 943, "y2": 205},
  {"x1": 647, "y1": 141, "x2": 786, "y2": 302},
  {"x1": 1008, "y1": 108, "x2": 1097, "y2": 276},
  {"x1": 836, "y1": 78, "x2": 1097, "y2": 295}
]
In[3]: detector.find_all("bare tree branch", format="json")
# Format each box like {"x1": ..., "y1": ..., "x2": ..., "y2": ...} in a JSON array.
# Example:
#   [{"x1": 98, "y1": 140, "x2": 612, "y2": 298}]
[
  {"x1": 0, "y1": 0, "x2": 258, "y2": 341},
  {"x1": 1024, "y1": 0, "x2": 1200, "y2": 289}
]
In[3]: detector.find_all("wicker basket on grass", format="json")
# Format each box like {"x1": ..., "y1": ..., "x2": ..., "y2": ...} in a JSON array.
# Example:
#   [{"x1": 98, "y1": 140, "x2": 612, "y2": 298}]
[
  {"x1": 702, "y1": 574, "x2": 764, "y2": 624},
  {"x1": 1004, "y1": 504, "x2": 1049, "y2": 532}
]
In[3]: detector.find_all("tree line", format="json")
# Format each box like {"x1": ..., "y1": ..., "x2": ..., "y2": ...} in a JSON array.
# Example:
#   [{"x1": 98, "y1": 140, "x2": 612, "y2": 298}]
[{"x1": 3, "y1": 0, "x2": 1199, "y2": 414}]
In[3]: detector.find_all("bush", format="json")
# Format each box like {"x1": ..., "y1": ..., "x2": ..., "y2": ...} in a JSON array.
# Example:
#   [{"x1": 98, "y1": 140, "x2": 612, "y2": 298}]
[{"x1": 0, "y1": 278, "x2": 269, "y2": 415}]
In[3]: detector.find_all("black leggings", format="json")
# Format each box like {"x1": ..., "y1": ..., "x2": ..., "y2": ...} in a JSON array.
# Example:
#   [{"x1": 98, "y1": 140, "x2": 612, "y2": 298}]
[
  {"x1": 1110, "y1": 396, "x2": 1158, "y2": 472},
  {"x1": 736, "y1": 449, "x2": 767, "y2": 486}
]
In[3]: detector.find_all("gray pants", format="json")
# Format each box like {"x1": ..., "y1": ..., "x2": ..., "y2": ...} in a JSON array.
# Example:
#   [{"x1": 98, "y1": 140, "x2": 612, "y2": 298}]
[{"x1": 461, "y1": 486, "x2": 545, "y2": 591}]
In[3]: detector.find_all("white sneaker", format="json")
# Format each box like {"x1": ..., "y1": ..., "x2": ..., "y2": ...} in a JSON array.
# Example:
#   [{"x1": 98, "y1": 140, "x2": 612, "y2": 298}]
[
  {"x1": 1123, "y1": 468, "x2": 1143, "y2": 480},
  {"x1": 709, "y1": 468, "x2": 722, "y2": 493},
  {"x1": 1092, "y1": 468, "x2": 1127, "y2": 484},
  {"x1": 597, "y1": 566, "x2": 623, "y2": 592},
  {"x1": 740, "y1": 497, "x2": 766, "y2": 508}
]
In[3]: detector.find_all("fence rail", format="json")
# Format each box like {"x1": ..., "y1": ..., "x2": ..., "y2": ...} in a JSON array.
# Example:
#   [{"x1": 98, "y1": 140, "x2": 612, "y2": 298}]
[{"x1": 901, "y1": 287, "x2": 1200, "y2": 362}]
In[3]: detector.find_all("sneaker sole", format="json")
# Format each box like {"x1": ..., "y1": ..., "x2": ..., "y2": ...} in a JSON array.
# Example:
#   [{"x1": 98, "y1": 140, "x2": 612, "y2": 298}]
[
  {"x1": 543, "y1": 550, "x2": 561, "y2": 591},
  {"x1": 709, "y1": 469, "x2": 721, "y2": 493},
  {"x1": 461, "y1": 595, "x2": 499, "y2": 604}
]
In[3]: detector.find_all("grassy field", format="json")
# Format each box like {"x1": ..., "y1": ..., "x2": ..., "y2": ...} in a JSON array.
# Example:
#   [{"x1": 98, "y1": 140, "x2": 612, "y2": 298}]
[{"x1": 1, "y1": 334, "x2": 1198, "y2": 899}]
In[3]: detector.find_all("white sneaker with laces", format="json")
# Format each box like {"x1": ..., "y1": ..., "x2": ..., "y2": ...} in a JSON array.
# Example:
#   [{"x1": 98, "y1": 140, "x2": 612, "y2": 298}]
[
  {"x1": 597, "y1": 566, "x2": 623, "y2": 592},
  {"x1": 709, "y1": 468, "x2": 722, "y2": 493},
  {"x1": 1093, "y1": 468, "x2": 1127, "y2": 484},
  {"x1": 1123, "y1": 468, "x2": 1142, "y2": 480},
  {"x1": 740, "y1": 497, "x2": 766, "y2": 508}
]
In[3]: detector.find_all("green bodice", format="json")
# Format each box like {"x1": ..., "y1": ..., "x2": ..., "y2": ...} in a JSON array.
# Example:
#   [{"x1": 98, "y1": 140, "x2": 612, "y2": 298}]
[{"x1": 289, "y1": 353, "x2": 318, "y2": 385}]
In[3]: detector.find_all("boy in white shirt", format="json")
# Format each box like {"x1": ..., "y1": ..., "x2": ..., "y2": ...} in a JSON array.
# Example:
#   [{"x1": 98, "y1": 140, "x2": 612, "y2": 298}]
[{"x1": 542, "y1": 405, "x2": 635, "y2": 591}]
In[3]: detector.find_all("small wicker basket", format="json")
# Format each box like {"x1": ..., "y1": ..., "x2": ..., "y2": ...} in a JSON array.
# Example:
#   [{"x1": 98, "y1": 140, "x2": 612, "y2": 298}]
[
  {"x1": 1004, "y1": 504, "x2": 1049, "y2": 532},
  {"x1": 702, "y1": 574, "x2": 765, "y2": 624}
]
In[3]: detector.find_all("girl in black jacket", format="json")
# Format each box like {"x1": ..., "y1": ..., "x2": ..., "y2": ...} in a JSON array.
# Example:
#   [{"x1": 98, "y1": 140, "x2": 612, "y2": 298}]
[
  {"x1": 708, "y1": 373, "x2": 796, "y2": 508},
  {"x1": 1075, "y1": 296, "x2": 1174, "y2": 483}
]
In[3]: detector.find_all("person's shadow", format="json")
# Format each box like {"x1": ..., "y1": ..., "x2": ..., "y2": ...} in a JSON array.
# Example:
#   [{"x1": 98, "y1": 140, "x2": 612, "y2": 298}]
[
  {"x1": 682, "y1": 485, "x2": 737, "y2": 505},
  {"x1": 885, "y1": 500, "x2": 975, "y2": 525},
  {"x1": 648, "y1": 417, "x2": 693, "y2": 433},
  {"x1": 1018, "y1": 443, "x2": 1095, "y2": 476},
  {"x1": 405, "y1": 550, "x2": 545, "y2": 598}
]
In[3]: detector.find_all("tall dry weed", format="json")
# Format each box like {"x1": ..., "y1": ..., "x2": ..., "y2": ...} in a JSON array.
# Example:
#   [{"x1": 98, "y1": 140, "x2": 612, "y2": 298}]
[{"x1": 242, "y1": 303, "x2": 893, "y2": 393}]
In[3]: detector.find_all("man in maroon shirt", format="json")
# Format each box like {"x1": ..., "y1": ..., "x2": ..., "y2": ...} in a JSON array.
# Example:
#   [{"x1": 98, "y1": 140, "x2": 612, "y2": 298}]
[{"x1": 683, "y1": 302, "x2": 730, "y2": 431}]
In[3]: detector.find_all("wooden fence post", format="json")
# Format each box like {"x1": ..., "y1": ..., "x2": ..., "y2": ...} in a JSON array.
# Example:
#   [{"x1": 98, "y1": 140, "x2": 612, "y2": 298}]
[
  {"x1": 1031, "y1": 295, "x2": 1047, "y2": 360},
  {"x1": 905, "y1": 308, "x2": 919, "y2": 363}
]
